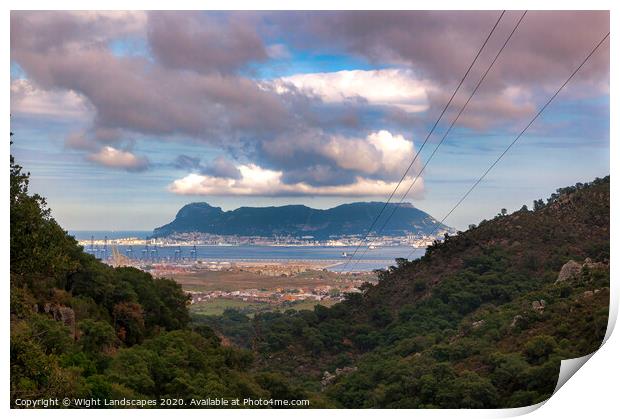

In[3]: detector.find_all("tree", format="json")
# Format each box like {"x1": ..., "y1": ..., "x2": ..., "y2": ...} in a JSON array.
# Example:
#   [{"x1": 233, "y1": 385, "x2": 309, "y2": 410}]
[
  {"x1": 448, "y1": 371, "x2": 499, "y2": 408},
  {"x1": 524, "y1": 335, "x2": 557, "y2": 365},
  {"x1": 533, "y1": 199, "x2": 545, "y2": 211},
  {"x1": 112, "y1": 302, "x2": 145, "y2": 345},
  {"x1": 11, "y1": 146, "x2": 81, "y2": 281},
  {"x1": 79, "y1": 319, "x2": 117, "y2": 353}
]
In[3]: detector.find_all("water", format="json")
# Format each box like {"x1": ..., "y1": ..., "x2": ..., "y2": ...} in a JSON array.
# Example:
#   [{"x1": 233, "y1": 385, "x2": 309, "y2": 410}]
[{"x1": 78, "y1": 242, "x2": 423, "y2": 272}]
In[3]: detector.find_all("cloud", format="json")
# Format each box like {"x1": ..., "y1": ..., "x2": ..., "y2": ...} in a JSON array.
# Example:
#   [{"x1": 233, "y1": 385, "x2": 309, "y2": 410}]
[
  {"x1": 87, "y1": 146, "x2": 150, "y2": 172},
  {"x1": 11, "y1": 11, "x2": 293, "y2": 145},
  {"x1": 12, "y1": 13, "x2": 425, "y2": 189},
  {"x1": 10, "y1": 11, "x2": 146, "y2": 53},
  {"x1": 10, "y1": 78, "x2": 92, "y2": 120},
  {"x1": 318, "y1": 130, "x2": 417, "y2": 177},
  {"x1": 13, "y1": 46, "x2": 291, "y2": 143},
  {"x1": 10, "y1": 11, "x2": 609, "y2": 199},
  {"x1": 171, "y1": 155, "x2": 242, "y2": 179},
  {"x1": 147, "y1": 12, "x2": 268, "y2": 74},
  {"x1": 270, "y1": 11, "x2": 609, "y2": 88},
  {"x1": 11, "y1": 11, "x2": 609, "y2": 145},
  {"x1": 413, "y1": 85, "x2": 537, "y2": 131},
  {"x1": 64, "y1": 127, "x2": 129, "y2": 152},
  {"x1": 269, "y1": 11, "x2": 609, "y2": 128},
  {"x1": 65, "y1": 132, "x2": 98, "y2": 151},
  {"x1": 275, "y1": 69, "x2": 432, "y2": 112},
  {"x1": 266, "y1": 43, "x2": 291, "y2": 59},
  {"x1": 169, "y1": 163, "x2": 424, "y2": 197},
  {"x1": 201, "y1": 156, "x2": 243, "y2": 179},
  {"x1": 259, "y1": 130, "x2": 420, "y2": 185},
  {"x1": 13, "y1": 11, "x2": 608, "y2": 146},
  {"x1": 172, "y1": 154, "x2": 202, "y2": 170}
]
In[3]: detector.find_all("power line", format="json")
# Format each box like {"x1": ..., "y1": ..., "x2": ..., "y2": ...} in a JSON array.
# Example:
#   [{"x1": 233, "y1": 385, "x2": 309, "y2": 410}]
[
  {"x1": 348, "y1": 11, "x2": 528, "y2": 270},
  {"x1": 405, "y1": 31, "x2": 610, "y2": 261},
  {"x1": 339, "y1": 10, "x2": 507, "y2": 273}
]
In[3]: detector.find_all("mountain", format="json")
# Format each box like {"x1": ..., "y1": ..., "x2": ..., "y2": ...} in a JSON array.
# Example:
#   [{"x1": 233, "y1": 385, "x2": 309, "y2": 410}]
[
  {"x1": 201, "y1": 176, "x2": 610, "y2": 408},
  {"x1": 152, "y1": 201, "x2": 452, "y2": 239}
]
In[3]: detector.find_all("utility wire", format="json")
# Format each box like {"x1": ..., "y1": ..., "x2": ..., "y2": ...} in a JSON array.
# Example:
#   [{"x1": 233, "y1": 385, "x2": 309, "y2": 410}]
[
  {"x1": 405, "y1": 31, "x2": 610, "y2": 261},
  {"x1": 339, "y1": 10, "x2": 507, "y2": 273},
  {"x1": 347, "y1": 11, "x2": 528, "y2": 270}
]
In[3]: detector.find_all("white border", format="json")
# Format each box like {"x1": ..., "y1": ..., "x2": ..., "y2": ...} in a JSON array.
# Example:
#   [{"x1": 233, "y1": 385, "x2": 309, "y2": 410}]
[{"x1": 2, "y1": 2, "x2": 617, "y2": 418}]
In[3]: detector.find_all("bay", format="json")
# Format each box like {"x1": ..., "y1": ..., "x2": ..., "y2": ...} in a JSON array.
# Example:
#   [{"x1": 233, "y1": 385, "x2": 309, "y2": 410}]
[{"x1": 70, "y1": 230, "x2": 425, "y2": 272}]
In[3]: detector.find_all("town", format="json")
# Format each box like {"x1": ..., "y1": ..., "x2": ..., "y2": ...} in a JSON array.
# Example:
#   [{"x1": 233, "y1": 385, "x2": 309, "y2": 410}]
[{"x1": 78, "y1": 230, "x2": 448, "y2": 250}]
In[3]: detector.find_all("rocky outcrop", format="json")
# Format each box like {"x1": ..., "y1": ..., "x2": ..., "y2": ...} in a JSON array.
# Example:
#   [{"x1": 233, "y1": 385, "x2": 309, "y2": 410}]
[
  {"x1": 583, "y1": 258, "x2": 607, "y2": 271},
  {"x1": 556, "y1": 260, "x2": 582, "y2": 283},
  {"x1": 511, "y1": 315, "x2": 525, "y2": 328},
  {"x1": 321, "y1": 366, "x2": 358, "y2": 389},
  {"x1": 531, "y1": 300, "x2": 546, "y2": 313},
  {"x1": 43, "y1": 303, "x2": 76, "y2": 338},
  {"x1": 471, "y1": 320, "x2": 486, "y2": 329},
  {"x1": 556, "y1": 258, "x2": 608, "y2": 284}
]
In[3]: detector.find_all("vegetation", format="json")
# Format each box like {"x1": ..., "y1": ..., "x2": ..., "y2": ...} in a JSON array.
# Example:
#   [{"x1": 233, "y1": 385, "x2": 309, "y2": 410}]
[
  {"x1": 190, "y1": 298, "x2": 337, "y2": 317},
  {"x1": 10, "y1": 135, "x2": 609, "y2": 408},
  {"x1": 201, "y1": 176, "x2": 610, "y2": 408},
  {"x1": 10, "y1": 143, "x2": 310, "y2": 406}
]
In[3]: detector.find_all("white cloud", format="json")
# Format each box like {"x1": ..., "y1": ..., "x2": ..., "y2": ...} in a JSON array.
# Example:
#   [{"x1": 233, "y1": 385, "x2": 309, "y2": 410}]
[
  {"x1": 273, "y1": 69, "x2": 433, "y2": 112},
  {"x1": 321, "y1": 130, "x2": 416, "y2": 175},
  {"x1": 88, "y1": 146, "x2": 149, "y2": 172},
  {"x1": 10, "y1": 79, "x2": 93, "y2": 119},
  {"x1": 169, "y1": 162, "x2": 424, "y2": 197}
]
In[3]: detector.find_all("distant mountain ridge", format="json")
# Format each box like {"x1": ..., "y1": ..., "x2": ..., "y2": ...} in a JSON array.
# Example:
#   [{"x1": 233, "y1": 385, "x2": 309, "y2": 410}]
[{"x1": 151, "y1": 202, "x2": 452, "y2": 239}]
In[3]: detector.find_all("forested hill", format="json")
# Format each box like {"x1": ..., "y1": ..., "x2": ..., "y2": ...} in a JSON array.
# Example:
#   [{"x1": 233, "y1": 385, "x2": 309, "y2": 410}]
[
  {"x1": 362, "y1": 176, "x2": 610, "y2": 310},
  {"x1": 201, "y1": 176, "x2": 610, "y2": 408},
  {"x1": 152, "y1": 201, "x2": 452, "y2": 238},
  {"x1": 10, "y1": 148, "x2": 325, "y2": 406}
]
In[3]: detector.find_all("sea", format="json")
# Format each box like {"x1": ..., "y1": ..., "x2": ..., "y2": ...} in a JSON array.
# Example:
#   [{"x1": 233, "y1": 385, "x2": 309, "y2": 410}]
[{"x1": 69, "y1": 231, "x2": 424, "y2": 272}]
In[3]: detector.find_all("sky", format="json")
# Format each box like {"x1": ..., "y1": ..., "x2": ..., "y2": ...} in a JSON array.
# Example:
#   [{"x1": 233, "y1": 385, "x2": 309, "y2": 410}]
[{"x1": 9, "y1": 11, "x2": 610, "y2": 231}]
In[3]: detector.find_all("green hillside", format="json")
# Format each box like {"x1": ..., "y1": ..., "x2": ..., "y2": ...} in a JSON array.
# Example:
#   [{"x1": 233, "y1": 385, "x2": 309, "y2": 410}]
[
  {"x1": 10, "y1": 146, "x2": 314, "y2": 406},
  {"x1": 200, "y1": 176, "x2": 610, "y2": 408}
]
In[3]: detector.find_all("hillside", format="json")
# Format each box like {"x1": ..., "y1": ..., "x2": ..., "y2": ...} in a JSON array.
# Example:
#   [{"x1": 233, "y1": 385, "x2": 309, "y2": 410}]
[
  {"x1": 152, "y1": 201, "x2": 452, "y2": 239},
  {"x1": 10, "y1": 148, "x2": 321, "y2": 406},
  {"x1": 200, "y1": 176, "x2": 610, "y2": 408}
]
